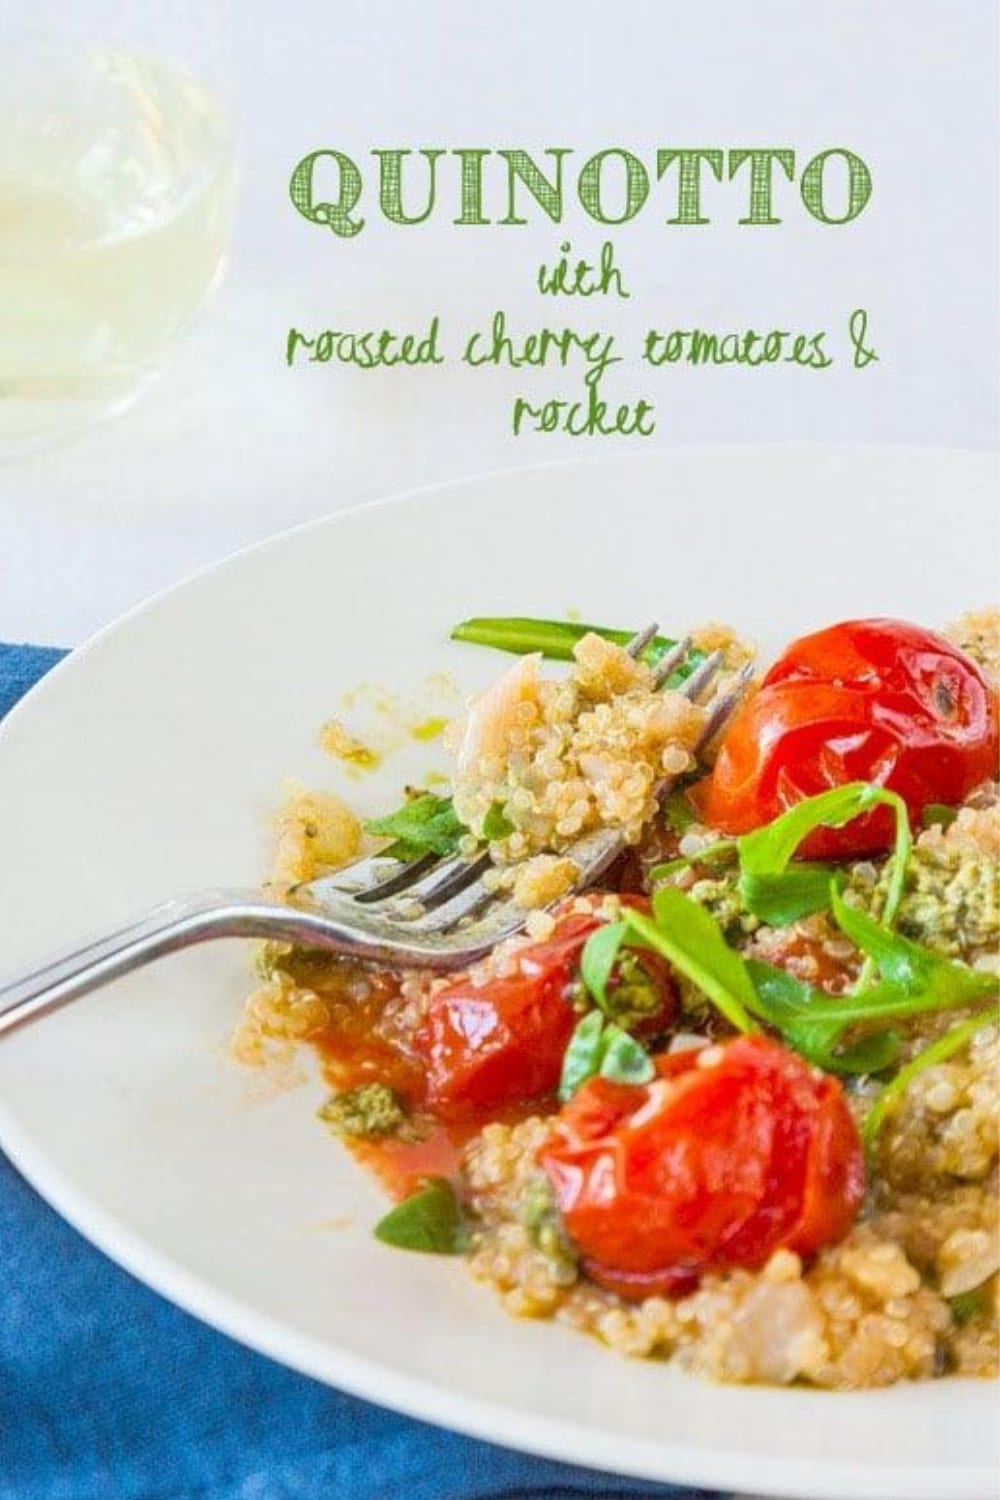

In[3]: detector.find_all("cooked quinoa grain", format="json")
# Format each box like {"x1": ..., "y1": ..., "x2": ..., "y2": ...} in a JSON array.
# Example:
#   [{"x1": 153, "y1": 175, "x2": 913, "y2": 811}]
[
  {"x1": 449, "y1": 635, "x2": 709, "y2": 884},
  {"x1": 945, "y1": 609, "x2": 1000, "y2": 684},
  {"x1": 460, "y1": 783, "x2": 999, "y2": 1387},
  {"x1": 271, "y1": 782, "x2": 361, "y2": 886},
  {"x1": 463, "y1": 1030, "x2": 999, "y2": 1387},
  {"x1": 236, "y1": 608, "x2": 999, "y2": 1389}
]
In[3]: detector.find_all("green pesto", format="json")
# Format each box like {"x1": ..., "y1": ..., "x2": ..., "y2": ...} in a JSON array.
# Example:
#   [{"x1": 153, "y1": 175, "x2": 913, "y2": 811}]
[
  {"x1": 521, "y1": 1174, "x2": 579, "y2": 1284},
  {"x1": 686, "y1": 875, "x2": 762, "y2": 942},
  {"x1": 599, "y1": 949, "x2": 670, "y2": 1031},
  {"x1": 949, "y1": 1289, "x2": 987, "y2": 1326},
  {"x1": 861, "y1": 843, "x2": 998, "y2": 962},
  {"x1": 251, "y1": 938, "x2": 289, "y2": 981},
  {"x1": 318, "y1": 1083, "x2": 409, "y2": 1140},
  {"x1": 253, "y1": 939, "x2": 344, "y2": 988}
]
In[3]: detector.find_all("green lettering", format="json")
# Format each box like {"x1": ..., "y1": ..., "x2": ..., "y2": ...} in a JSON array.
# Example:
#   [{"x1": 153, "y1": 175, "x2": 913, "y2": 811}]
[
  {"x1": 464, "y1": 310, "x2": 519, "y2": 369},
  {"x1": 565, "y1": 388, "x2": 605, "y2": 435},
  {"x1": 452, "y1": 148, "x2": 491, "y2": 225},
  {"x1": 537, "y1": 239, "x2": 629, "y2": 298},
  {"x1": 499, "y1": 149, "x2": 568, "y2": 225},
  {"x1": 375, "y1": 149, "x2": 444, "y2": 226},
  {"x1": 786, "y1": 332, "x2": 834, "y2": 368},
  {"x1": 728, "y1": 149, "x2": 795, "y2": 224},
  {"x1": 663, "y1": 330, "x2": 686, "y2": 363},
  {"x1": 618, "y1": 398, "x2": 657, "y2": 436},
  {"x1": 286, "y1": 329, "x2": 313, "y2": 365},
  {"x1": 800, "y1": 149, "x2": 872, "y2": 224},
  {"x1": 808, "y1": 332, "x2": 834, "y2": 368},
  {"x1": 655, "y1": 150, "x2": 724, "y2": 225},
  {"x1": 414, "y1": 316, "x2": 443, "y2": 364},
  {"x1": 689, "y1": 330, "x2": 720, "y2": 364},
  {"x1": 641, "y1": 330, "x2": 664, "y2": 366},
  {"x1": 512, "y1": 396, "x2": 533, "y2": 435},
  {"x1": 578, "y1": 149, "x2": 649, "y2": 225},
  {"x1": 763, "y1": 329, "x2": 787, "y2": 361},
  {"x1": 597, "y1": 240, "x2": 629, "y2": 297},
  {"x1": 288, "y1": 150, "x2": 364, "y2": 237},
  {"x1": 741, "y1": 330, "x2": 763, "y2": 364}
]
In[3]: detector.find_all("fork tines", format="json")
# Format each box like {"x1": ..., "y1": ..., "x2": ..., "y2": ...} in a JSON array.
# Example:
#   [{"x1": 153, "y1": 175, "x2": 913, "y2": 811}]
[{"x1": 314, "y1": 627, "x2": 743, "y2": 942}]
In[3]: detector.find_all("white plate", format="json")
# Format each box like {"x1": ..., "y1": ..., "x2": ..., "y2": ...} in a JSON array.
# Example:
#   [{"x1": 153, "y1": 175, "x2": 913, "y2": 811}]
[{"x1": 1, "y1": 447, "x2": 997, "y2": 1500}]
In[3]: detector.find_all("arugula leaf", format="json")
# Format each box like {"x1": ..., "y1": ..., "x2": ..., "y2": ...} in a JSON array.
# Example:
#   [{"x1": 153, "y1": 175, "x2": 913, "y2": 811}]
[
  {"x1": 613, "y1": 872, "x2": 993, "y2": 1082},
  {"x1": 580, "y1": 922, "x2": 672, "y2": 1030},
  {"x1": 830, "y1": 886, "x2": 925, "y2": 986},
  {"x1": 604, "y1": 853, "x2": 994, "y2": 1089},
  {"x1": 558, "y1": 1010, "x2": 654, "y2": 1101},
  {"x1": 579, "y1": 920, "x2": 629, "y2": 1013},
  {"x1": 830, "y1": 887, "x2": 996, "y2": 1007},
  {"x1": 365, "y1": 793, "x2": 465, "y2": 861},
  {"x1": 569, "y1": 792, "x2": 994, "y2": 1099},
  {"x1": 743, "y1": 957, "x2": 864, "y2": 1069},
  {"x1": 738, "y1": 782, "x2": 899, "y2": 875},
  {"x1": 748, "y1": 928, "x2": 994, "y2": 1079},
  {"x1": 482, "y1": 802, "x2": 515, "y2": 841},
  {"x1": 749, "y1": 928, "x2": 994, "y2": 1040},
  {"x1": 601, "y1": 1026, "x2": 658, "y2": 1085},
  {"x1": 744, "y1": 959, "x2": 840, "y2": 1050},
  {"x1": 828, "y1": 1030, "x2": 902, "y2": 1075},
  {"x1": 649, "y1": 784, "x2": 908, "y2": 929},
  {"x1": 649, "y1": 839, "x2": 736, "y2": 883},
  {"x1": 629, "y1": 892, "x2": 758, "y2": 1035},
  {"x1": 780, "y1": 978, "x2": 997, "y2": 1030},
  {"x1": 736, "y1": 781, "x2": 910, "y2": 928},
  {"x1": 744, "y1": 960, "x2": 900, "y2": 1075},
  {"x1": 661, "y1": 789, "x2": 698, "y2": 834},
  {"x1": 374, "y1": 1177, "x2": 469, "y2": 1254},
  {"x1": 862, "y1": 1007, "x2": 1000, "y2": 1155},
  {"x1": 559, "y1": 1010, "x2": 605, "y2": 1099},
  {"x1": 739, "y1": 865, "x2": 844, "y2": 925},
  {"x1": 450, "y1": 616, "x2": 704, "y2": 683}
]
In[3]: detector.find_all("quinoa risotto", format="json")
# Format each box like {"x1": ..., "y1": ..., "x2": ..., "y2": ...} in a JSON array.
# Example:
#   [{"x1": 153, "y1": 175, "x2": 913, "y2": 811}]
[{"x1": 234, "y1": 610, "x2": 1000, "y2": 1389}]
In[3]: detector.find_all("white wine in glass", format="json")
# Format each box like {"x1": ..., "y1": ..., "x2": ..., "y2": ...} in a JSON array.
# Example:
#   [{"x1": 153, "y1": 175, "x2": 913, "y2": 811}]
[{"x1": 0, "y1": 24, "x2": 236, "y2": 451}]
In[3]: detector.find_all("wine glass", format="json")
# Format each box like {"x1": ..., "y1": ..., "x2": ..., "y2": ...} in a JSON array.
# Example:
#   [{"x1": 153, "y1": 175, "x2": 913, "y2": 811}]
[{"x1": 0, "y1": 2, "x2": 236, "y2": 453}]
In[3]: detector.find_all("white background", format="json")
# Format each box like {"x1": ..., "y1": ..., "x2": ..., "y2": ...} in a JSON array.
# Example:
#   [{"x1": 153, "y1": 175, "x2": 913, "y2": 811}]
[{"x1": 1, "y1": 0, "x2": 997, "y2": 645}]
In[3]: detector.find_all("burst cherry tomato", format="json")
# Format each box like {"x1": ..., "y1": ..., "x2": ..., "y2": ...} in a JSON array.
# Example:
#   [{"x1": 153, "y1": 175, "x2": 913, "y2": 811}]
[
  {"x1": 693, "y1": 618, "x2": 998, "y2": 858},
  {"x1": 416, "y1": 897, "x2": 677, "y2": 1120},
  {"x1": 539, "y1": 1035, "x2": 865, "y2": 1300}
]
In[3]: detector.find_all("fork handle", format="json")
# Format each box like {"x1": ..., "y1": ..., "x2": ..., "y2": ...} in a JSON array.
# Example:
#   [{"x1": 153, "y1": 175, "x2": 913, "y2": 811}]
[{"x1": 0, "y1": 889, "x2": 387, "y2": 1037}]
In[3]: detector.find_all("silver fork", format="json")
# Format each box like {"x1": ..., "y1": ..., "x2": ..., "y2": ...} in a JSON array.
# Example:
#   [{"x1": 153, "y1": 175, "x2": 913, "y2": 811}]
[{"x1": 0, "y1": 628, "x2": 748, "y2": 1035}]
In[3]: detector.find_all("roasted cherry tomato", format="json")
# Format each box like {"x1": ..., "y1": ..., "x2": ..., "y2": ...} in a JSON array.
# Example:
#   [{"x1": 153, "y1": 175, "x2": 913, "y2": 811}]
[
  {"x1": 693, "y1": 618, "x2": 998, "y2": 858},
  {"x1": 416, "y1": 896, "x2": 677, "y2": 1120},
  {"x1": 539, "y1": 1035, "x2": 865, "y2": 1300}
]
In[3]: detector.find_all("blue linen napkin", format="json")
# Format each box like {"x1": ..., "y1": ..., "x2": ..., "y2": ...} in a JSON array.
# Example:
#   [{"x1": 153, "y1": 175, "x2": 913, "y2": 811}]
[{"x1": 0, "y1": 643, "x2": 724, "y2": 1500}]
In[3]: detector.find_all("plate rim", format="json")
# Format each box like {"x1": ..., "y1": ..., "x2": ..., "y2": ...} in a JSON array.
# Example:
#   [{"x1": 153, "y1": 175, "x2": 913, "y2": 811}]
[{"x1": 1, "y1": 1106, "x2": 995, "y2": 1500}]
